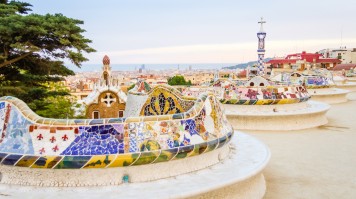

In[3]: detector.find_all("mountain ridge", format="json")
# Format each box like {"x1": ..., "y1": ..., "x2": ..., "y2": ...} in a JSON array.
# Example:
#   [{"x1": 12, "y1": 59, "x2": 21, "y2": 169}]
[{"x1": 223, "y1": 58, "x2": 272, "y2": 69}]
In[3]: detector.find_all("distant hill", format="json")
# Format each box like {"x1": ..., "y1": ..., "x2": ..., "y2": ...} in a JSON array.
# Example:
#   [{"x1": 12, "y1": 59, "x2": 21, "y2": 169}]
[{"x1": 223, "y1": 58, "x2": 272, "y2": 70}]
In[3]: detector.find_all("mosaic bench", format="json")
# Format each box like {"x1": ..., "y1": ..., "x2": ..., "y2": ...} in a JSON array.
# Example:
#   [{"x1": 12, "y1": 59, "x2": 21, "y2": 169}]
[
  {"x1": 0, "y1": 86, "x2": 234, "y2": 186},
  {"x1": 177, "y1": 79, "x2": 329, "y2": 130},
  {"x1": 0, "y1": 88, "x2": 232, "y2": 169},
  {"x1": 302, "y1": 76, "x2": 351, "y2": 104},
  {"x1": 178, "y1": 79, "x2": 311, "y2": 105}
]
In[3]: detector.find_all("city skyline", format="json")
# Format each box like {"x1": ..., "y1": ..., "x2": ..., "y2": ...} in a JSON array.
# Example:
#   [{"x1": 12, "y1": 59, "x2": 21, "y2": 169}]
[{"x1": 27, "y1": 0, "x2": 356, "y2": 67}]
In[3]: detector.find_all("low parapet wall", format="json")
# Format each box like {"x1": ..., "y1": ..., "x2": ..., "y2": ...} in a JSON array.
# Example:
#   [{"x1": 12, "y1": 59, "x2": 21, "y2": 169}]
[
  {"x1": 309, "y1": 88, "x2": 350, "y2": 104},
  {"x1": 225, "y1": 101, "x2": 330, "y2": 130},
  {"x1": 334, "y1": 82, "x2": 356, "y2": 92}
]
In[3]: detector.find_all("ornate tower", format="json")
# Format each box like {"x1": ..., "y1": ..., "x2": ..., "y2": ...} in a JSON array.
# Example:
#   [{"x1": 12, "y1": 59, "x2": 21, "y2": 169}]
[
  {"x1": 102, "y1": 55, "x2": 111, "y2": 85},
  {"x1": 214, "y1": 70, "x2": 219, "y2": 81},
  {"x1": 257, "y1": 17, "x2": 266, "y2": 76}
]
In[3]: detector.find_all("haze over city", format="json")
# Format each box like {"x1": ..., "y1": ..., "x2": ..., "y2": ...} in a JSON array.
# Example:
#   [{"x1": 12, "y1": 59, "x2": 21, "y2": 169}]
[{"x1": 27, "y1": 0, "x2": 356, "y2": 67}]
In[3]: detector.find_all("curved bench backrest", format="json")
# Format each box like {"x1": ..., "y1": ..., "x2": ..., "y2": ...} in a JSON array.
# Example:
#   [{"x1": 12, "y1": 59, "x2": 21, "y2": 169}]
[
  {"x1": 0, "y1": 90, "x2": 232, "y2": 160},
  {"x1": 137, "y1": 85, "x2": 196, "y2": 116},
  {"x1": 177, "y1": 83, "x2": 311, "y2": 105}
]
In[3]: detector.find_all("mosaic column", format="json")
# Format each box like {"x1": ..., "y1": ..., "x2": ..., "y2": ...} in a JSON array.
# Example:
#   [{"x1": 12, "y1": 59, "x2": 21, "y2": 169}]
[{"x1": 257, "y1": 17, "x2": 267, "y2": 76}]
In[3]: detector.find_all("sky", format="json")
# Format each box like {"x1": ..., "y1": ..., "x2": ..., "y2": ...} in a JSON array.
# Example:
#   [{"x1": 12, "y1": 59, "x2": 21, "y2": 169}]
[{"x1": 26, "y1": 0, "x2": 356, "y2": 66}]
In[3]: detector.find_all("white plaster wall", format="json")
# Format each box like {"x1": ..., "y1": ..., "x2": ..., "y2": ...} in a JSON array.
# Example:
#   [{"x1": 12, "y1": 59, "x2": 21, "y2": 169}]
[
  {"x1": 351, "y1": 51, "x2": 356, "y2": 64},
  {"x1": 123, "y1": 94, "x2": 148, "y2": 117}
]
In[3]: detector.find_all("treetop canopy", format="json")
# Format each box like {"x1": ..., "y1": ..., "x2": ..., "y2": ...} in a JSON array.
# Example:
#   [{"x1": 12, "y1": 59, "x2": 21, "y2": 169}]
[{"x1": 0, "y1": 1, "x2": 96, "y2": 70}]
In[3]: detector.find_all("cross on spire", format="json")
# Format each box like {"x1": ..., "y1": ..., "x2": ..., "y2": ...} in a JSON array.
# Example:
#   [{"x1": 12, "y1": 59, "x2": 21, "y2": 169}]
[{"x1": 258, "y1": 17, "x2": 266, "y2": 32}]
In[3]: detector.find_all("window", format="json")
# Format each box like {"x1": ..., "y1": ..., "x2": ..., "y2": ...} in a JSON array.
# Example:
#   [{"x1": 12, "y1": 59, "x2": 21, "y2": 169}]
[
  {"x1": 260, "y1": 83, "x2": 264, "y2": 86},
  {"x1": 338, "y1": 53, "x2": 342, "y2": 59},
  {"x1": 103, "y1": 72, "x2": 109, "y2": 85},
  {"x1": 250, "y1": 82, "x2": 255, "y2": 86},
  {"x1": 93, "y1": 111, "x2": 100, "y2": 119},
  {"x1": 119, "y1": 110, "x2": 124, "y2": 118}
]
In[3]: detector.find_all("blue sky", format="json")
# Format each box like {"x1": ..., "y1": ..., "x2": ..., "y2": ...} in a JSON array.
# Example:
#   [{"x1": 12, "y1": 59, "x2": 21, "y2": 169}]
[{"x1": 27, "y1": 0, "x2": 356, "y2": 65}]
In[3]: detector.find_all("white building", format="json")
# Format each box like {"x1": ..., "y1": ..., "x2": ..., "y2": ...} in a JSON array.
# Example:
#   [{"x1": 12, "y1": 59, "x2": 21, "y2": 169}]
[{"x1": 319, "y1": 47, "x2": 356, "y2": 64}]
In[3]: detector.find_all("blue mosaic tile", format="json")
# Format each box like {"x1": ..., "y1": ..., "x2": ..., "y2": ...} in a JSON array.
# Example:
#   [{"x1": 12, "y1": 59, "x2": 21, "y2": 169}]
[
  {"x1": 89, "y1": 119, "x2": 104, "y2": 125},
  {"x1": 0, "y1": 106, "x2": 34, "y2": 154},
  {"x1": 2, "y1": 154, "x2": 23, "y2": 166},
  {"x1": 167, "y1": 139, "x2": 174, "y2": 148},
  {"x1": 0, "y1": 152, "x2": 8, "y2": 163},
  {"x1": 182, "y1": 119, "x2": 199, "y2": 136},
  {"x1": 107, "y1": 118, "x2": 125, "y2": 123},
  {"x1": 61, "y1": 124, "x2": 124, "y2": 155},
  {"x1": 129, "y1": 134, "x2": 138, "y2": 153}
]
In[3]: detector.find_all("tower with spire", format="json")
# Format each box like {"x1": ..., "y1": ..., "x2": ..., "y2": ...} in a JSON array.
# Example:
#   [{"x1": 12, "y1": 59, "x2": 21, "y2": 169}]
[
  {"x1": 102, "y1": 55, "x2": 111, "y2": 86},
  {"x1": 214, "y1": 70, "x2": 219, "y2": 81},
  {"x1": 257, "y1": 17, "x2": 267, "y2": 76},
  {"x1": 81, "y1": 55, "x2": 127, "y2": 119}
]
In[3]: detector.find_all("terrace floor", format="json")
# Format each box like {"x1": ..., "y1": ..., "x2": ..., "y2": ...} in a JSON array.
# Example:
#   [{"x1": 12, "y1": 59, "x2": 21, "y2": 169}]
[{"x1": 246, "y1": 92, "x2": 356, "y2": 199}]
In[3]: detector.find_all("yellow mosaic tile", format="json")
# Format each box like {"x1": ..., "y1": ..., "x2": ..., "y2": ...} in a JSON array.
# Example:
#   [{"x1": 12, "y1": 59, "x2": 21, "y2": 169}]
[
  {"x1": 107, "y1": 153, "x2": 140, "y2": 167},
  {"x1": 83, "y1": 154, "x2": 117, "y2": 168},
  {"x1": 15, "y1": 156, "x2": 39, "y2": 167},
  {"x1": 31, "y1": 156, "x2": 63, "y2": 169},
  {"x1": 131, "y1": 150, "x2": 161, "y2": 166}
]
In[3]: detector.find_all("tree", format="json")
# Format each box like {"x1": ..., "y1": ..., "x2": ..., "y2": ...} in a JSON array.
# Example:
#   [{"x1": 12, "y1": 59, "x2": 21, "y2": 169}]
[
  {"x1": 33, "y1": 96, "x2": 75, "y2": 119},
  {"x1": 0, "y1": 1, "x2": 95, "y2": 69},
  {"x1": 167, "y1": 75, "x2": 192, "y2": 86},
  {"x1": 0, "y1": 1, "x2": 95, "y2": 118},
  {"x1": 127, "y1": 84, "x2": 135, "y2": 91}
]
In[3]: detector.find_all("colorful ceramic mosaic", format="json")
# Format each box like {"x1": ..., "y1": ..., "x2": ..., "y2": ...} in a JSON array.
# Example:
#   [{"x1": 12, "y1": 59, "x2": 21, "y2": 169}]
[
  {"x1": 289, "y1": 69, "x2": 335, "y2": 89},
  {"x1": 0, "y1": 85, "x2": 233, "y2": 169},
  {"x1": 139, "y1": 86, "x2": 195, "y2": 116},
  {"x1": 131, "y1": 80, "x2": 152, "y2": 94},
  {"x1": 179, "y1": 78, "x2": 311, "y2": 105},
  {"x1": 305, "y1": 76, "x2": 330, "y2": 88}
]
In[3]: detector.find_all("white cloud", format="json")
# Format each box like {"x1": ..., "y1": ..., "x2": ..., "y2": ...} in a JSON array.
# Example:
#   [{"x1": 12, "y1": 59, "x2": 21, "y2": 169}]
[{"x1": 87, "y1": 38, "x2": 356, "y2": 64}]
